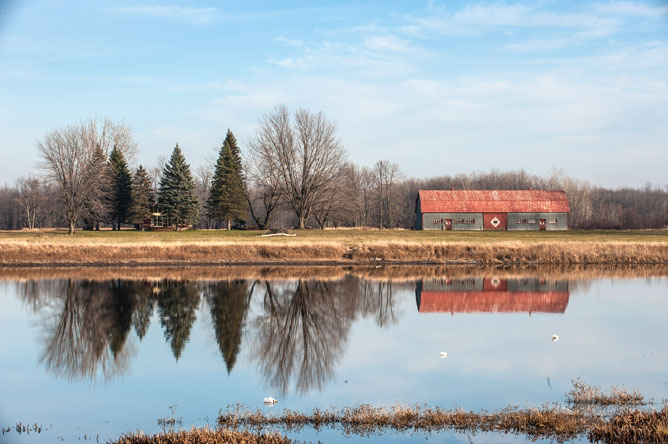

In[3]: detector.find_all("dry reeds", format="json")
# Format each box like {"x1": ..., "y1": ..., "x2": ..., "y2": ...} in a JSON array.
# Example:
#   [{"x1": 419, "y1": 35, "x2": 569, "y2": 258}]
[
  {"x1": 111, "y1": 427, "x2": 296, "y2": 444},
  {"x1": 1, "y1": 264, "x2": 668, "y2": 283},
  {"x1": 567, "y1": 379, "x2": 645, "y2": 407},
  {"x1": 588, "y1": 404, "x2": 668, "y2": 443},
  {"x1": 216, "y1": 403, "x2": 592, "y2": 442},
  {"x1": 0, "y1": 239, "x2": 667, "y2": 265},
  {"x1": 215, "y1": 383, "x2": 666, "y2": 444}
]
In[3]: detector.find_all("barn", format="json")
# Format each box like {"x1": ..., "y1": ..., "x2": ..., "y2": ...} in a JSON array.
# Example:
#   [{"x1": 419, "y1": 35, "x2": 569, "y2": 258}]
[
  {"x1": 415, "y1": 277, "x2": 570, "y2": 314},
  {"x1": 415, "y1": 189, "x2": 569, "y2": 231}
]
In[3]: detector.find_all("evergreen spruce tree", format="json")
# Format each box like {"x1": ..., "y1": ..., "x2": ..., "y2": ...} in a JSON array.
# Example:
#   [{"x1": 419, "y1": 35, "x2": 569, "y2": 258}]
[
  {"x1": 207, "y1": 280, "x2": 250, "y2": 373},
  {"x1": 109, "y1": 146, "x2": 132, "y2": 230},
  {"x1": 158, "y1": 144, "x2": 199, "y2": 228},
  {"x1": 207, "y1": 130, "x2": 247, "y2": 229},
  {"x1": 157, "y1": 281, "x2": 200, "y2": 361},
  {"x1": 128, "y1": 165, "x2": 155, "y2": 230}
]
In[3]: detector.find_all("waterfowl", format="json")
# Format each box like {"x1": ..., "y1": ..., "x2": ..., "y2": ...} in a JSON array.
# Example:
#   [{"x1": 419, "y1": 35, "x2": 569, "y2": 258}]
[
  {"x1": 263, "y1": 397, "x2": 277, "y2": 405},
  {"x1": 552, "y1": 334, "x2": 559, "y2": 342},
  {"x1": 440, "y1": 352, "x2": 448, "y2": 358}
]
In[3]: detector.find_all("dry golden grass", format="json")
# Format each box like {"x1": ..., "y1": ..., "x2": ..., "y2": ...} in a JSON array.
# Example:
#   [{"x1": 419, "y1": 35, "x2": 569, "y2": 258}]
[
  {"x1": 217, "y1": 403, "x2": 593, "y2": 443},
  {"x1": 217, "y1": 401, "x2": 668, "y2": 444},
  {"x1": 1, "y1": 264, "x2": 668, "y2": 282},
  {"x1": 0, "y1": 240, "x2": 666, "y2": 265},
  {"x1": 567, "y1": 379, "x2": 646, "y2": 407},
  {"x1": 111, "y1": 427, "x2": 295, "y2": 444},
  {"x1": 588, "y1": 404, "x2": 668, "y2": 443}
]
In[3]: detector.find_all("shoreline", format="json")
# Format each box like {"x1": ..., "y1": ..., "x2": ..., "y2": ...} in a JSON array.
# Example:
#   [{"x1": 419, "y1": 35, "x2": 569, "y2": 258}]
[{"x1": 1, "y1": 240, "x2": 667, "y2": 266}]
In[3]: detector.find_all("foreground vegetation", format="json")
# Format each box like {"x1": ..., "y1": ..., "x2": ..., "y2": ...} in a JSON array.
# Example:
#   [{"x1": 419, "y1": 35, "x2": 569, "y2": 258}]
[
  {"x1": 102, "y1": 382, "x2": 668, "y2": 443},
  {"x1": 214, "y1": 382, "x2": 665, "y2": 444},
  {"x1": 0, "y1": 229, "x2": 666, "y2": 265},
  {"x1": 111, "y1": 428, "x2": 295, "y2": 444}
]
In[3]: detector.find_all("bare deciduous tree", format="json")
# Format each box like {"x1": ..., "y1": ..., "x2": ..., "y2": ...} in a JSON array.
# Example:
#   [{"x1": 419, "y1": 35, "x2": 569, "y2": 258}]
[
  {"x1": 248, "y1": 105, "x2": 347, "y2": 229},
  {"x1": 15, "y1": 176, "x2": 44, "y2": 230},
  {"x1": 37, "y1": 118, "x2": 137, "y2": 234}
]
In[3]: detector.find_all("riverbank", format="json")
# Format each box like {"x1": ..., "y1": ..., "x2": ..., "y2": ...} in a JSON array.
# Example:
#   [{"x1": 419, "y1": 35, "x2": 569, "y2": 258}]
[
  {"x1": 2, "y1": 264, "x2": 668, "y2": 282},
  {"x1": 0, "y1": 229, "x2": 667, "y2": 265}
]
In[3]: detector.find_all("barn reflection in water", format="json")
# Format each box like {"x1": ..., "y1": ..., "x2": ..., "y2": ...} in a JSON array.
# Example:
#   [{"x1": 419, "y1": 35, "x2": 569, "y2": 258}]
[{"x1": 415, "y1": 277, "x2": 569, "y2": 314}]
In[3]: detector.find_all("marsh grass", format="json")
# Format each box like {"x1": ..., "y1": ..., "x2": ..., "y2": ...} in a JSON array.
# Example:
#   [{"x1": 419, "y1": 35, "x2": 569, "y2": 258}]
[
  {"x1": 111, "y1": 427, "x2": 296, "y2": 444},
  {"x1": 215, "y1": 383, "x2": 667, "y2": 444},
  {"x1": 0, "y1": 230, "x2": 667, "y2": 265},
  {"x1": 1, "y1": 422, "x2": 43, "y2": 435},
  {"x1": 217, "y1": 403, "x2": 593, "y2": 442},
  {"x1": 589, "y1": 404, "x2": 668, "y2": 443},
  {"x1": 2, "y1": 264, "x2": 668, "y2": 282},
  {"x1": 567, "y1": 379, "x2": 646, "y2": 407}
]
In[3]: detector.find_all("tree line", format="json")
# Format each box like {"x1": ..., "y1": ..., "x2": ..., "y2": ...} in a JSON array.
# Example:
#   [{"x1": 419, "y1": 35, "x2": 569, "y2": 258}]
[
  {"x1": 21, "y1": 276, "x2": 401, "y2": 388},
  {"x1": 1, "y1": 108, "x2": 667, "y2": 231}
]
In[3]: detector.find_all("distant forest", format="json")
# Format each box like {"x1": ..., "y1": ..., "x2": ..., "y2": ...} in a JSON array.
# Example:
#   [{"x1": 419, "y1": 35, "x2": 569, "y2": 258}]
[{"x1": 1, "y1": 111, "x2": 667, "y2": 231}]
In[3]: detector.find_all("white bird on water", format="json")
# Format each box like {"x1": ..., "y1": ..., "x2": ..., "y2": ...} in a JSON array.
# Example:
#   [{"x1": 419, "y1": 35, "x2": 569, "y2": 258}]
[
  {"x1": 263, "y1": 397, "x2": 277, "y2": 406},
  {"x1": 552, "y1": 334, "x2": 559, "y2": 342},
  {"x1": 440, "y1": 352, "x2": 448, "y2": 358}
]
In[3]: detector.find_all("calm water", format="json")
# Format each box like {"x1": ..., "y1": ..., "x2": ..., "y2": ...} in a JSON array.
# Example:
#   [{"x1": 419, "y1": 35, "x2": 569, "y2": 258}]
[{"x1": 0, "y1": 268, "x2": 667, "y2": 443}]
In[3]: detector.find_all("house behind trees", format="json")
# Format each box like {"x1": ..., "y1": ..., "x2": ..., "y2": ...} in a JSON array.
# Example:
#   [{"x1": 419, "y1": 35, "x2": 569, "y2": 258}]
[{"x1": 415, "y1": 189, "x2": 570, "y2": 231}]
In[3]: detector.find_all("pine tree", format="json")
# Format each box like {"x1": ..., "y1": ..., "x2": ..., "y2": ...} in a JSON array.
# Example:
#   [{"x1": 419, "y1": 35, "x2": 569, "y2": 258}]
[
  {"x1": 207, "y1": 130, "x2": 247, "y2": 229},
  {"x1": 158, "y1": 144, "x2": 199, "y2": 228},
  {"x1": 157, "y1": 280, "x2": 200, "y2": 361},
  {"x1": 128, "y1": 165, "x2": 155, "y2": 230},
  {"x1": 109, "y1": 146, "x2": 132, "y2": 230},
  {"x1": 206, "y1": 280, "x2": 250, "y2": 373}
]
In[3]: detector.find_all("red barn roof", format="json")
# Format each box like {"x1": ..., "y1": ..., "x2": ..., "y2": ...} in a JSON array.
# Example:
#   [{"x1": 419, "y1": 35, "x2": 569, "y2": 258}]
[{"x1": 417, "y1": 190, "x2": 570, "y2": 213}]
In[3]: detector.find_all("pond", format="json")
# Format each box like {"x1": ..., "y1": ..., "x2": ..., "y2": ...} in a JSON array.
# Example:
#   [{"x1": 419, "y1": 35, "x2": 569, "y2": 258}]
[{"x1": 0, "y1": 266, "x2": 667, "y2": 443}]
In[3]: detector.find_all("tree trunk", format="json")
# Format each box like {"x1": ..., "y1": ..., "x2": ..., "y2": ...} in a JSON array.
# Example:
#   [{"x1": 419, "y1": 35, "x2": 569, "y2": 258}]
[
  {"x1": 68, "y1": 220, "x2": 75, "y2": 235},
  {"x1": 227, "y1": 219, "x2": 231, "y2": 230}
]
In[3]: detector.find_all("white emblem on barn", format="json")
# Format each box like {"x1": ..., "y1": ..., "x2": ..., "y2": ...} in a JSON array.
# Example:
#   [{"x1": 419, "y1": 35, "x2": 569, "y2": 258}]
[
  {"x1": 490, "y1": 277, "x2": 501, "y2": 287},
  {"x1": 490, "y1": 217, "x2": 501, "y2": 227}
]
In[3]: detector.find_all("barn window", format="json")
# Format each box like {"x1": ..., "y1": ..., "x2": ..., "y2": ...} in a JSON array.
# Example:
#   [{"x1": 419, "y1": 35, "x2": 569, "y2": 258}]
[
  {"x1": 453, "y1": 218, "x2": 475, "y2": 224},
  {"x1": 547, "y1": 218, "x2": 557, "y2": 224},
  {"x1": 516, "y1": 218, "x2": 527, "y2": 224},
  {"x1": 433, "y1": 218, "x2": 443, "y2": 225}
]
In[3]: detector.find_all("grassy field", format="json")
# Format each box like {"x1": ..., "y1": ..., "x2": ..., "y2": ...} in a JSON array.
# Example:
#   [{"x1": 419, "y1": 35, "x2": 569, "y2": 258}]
[
  {"x1": 0, "y1": 228, "x2": 666, "y2": 265},
  {"x1": 1, "y1": 228, "x2": 667, "y2": 244}
]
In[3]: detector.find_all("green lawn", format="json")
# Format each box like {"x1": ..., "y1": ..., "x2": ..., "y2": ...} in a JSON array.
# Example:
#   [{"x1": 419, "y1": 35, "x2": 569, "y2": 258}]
[{"x1": 1, "y1": 228, "x2": 667, "y2": 244}]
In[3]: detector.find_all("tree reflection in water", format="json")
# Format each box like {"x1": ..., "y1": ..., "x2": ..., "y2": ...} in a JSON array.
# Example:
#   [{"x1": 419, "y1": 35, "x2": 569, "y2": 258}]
[
  {"x1": 17, "y1": 276, "x2": 401, "y2": 393},
  {"x1": 205, "y1": 280, "x2": 252, "y2": 373},
  {"x1": 251, "y1": 276, "x2": 400, "y2": 396},
  {"x1": 36, "y1": 280, "x2": 146, "y2": 381},
  {"x1": 155, "y1": 280, "x2": 201, "y2": 361}
]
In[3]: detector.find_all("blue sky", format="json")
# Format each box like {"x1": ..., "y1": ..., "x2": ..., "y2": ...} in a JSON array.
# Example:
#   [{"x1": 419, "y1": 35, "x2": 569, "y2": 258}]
[{"x1": 1, "y1": 0, "x2": 667, "y2": 187}]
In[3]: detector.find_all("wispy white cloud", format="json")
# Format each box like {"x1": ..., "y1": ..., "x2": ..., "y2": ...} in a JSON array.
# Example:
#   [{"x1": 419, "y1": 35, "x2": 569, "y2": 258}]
[
  {"x1": 274, "y1": 35, "x2": 304, "y2": 47},
  {"x1": 110, "y1": 5, "x2": 218, "y2": 24},
  {"x1": 363, "y1": 35, "x2": 411, "y2": 52},
  {"x1": 403, "y1": 3, "x2": 621, "y2": 38}
]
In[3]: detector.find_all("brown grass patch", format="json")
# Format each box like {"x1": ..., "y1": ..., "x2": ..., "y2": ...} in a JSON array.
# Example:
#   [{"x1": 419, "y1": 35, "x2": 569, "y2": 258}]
[
  {"x1": 217, "y1": 403, "x2": 593, "y2": 443},
  {"x1": 588, "y1": 404, "x2": 668, "y2": 443},
  {"x1": 567, "y1": 379, "x2": 646, "y2": 407},
  {"x1": 0, "y1": 240, "x2": 667, "y2": 265},
  {"x1": 110, "y1": 427, "x2": 296, "y2": 444},
  {"x1": 1, "y1": 264, "x2": 668, "y2": 282},
  {"x1": 215, "y1": 382, "x2": 666, "y2": 444}
]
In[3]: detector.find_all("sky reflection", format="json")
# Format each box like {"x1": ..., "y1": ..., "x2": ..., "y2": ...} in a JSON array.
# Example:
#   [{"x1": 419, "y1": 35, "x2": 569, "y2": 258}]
[{"x1": 0, "y1": 271, "x2": 666, "y2": 443}]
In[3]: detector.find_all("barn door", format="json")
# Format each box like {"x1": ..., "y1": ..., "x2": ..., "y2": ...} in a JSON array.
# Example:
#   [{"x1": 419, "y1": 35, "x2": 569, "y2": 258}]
[
  {"x1": 539, "y1": 219, "x2": 546, "y2": 230},
  {"x1": 445, "y1": 219, "x2": 452, "y2": 230}
]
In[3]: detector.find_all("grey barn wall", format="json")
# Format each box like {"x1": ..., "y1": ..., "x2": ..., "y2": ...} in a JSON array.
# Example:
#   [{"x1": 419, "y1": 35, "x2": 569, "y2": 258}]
[
  {"x1": 417, "y1": 212, "x2": 569, "y2": 230},
  {"x1": 421, "y1": 212, "x2": 483, "y2": 230},
  {"x1": 506, "y1": 213, "x2": 568, "y2": 231}
]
